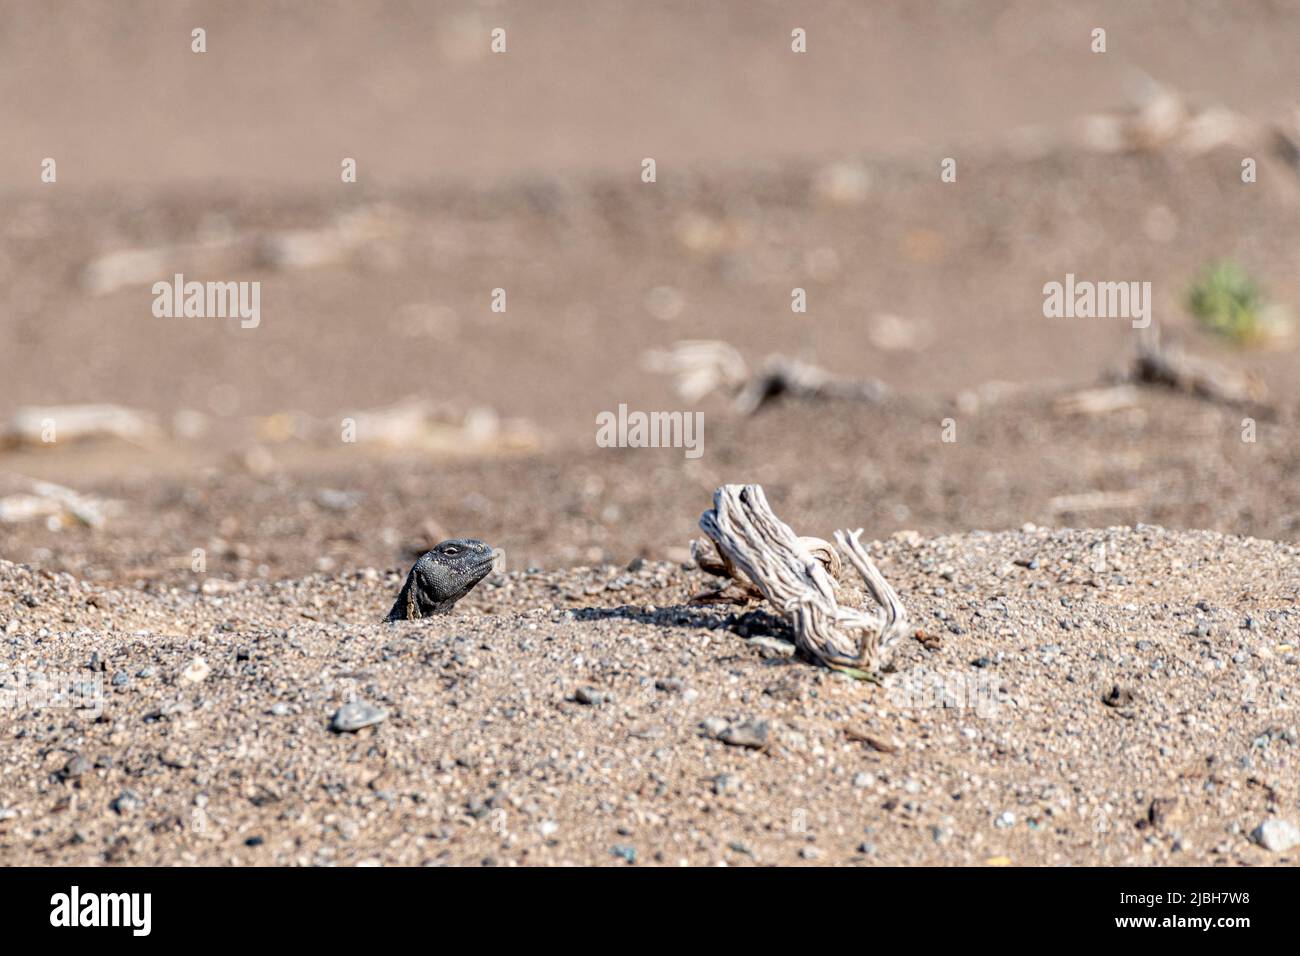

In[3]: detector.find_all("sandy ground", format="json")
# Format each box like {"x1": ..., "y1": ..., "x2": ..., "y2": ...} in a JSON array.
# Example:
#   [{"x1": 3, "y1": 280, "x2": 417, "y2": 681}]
[
  {"x1": 0, "y1": 524, "x2": 1296, "y2": 866},
  {"x1": 2, "y1": 2, "x2": 1300, "y2": 866}
]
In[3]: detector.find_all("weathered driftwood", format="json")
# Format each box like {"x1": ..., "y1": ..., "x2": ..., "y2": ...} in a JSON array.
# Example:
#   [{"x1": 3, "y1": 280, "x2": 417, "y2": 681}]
[
  {"x1": 691, "y1": 533, "x2": 841, "y2": 602},
  {"x1": 1071, "y1": 74, "x2": 1254, "y2": 158},
  {"x1": 1120, "y1": 325, "x2": 1270, "y2": 414},
  {"x1": 1053, "y1": 385, "x2": 1140, "y2": 417},
  {"x1": 0, "y1": 477, "x2": 121, "y2": 530},
  {"x1": 81, "y1": 206, "x2": 404, "y2": 294},
  {"x1": 2, "y1": 404, "x2": 159, "y2": 447},
  {"x1": 734, "y1": 354, "x2": 888, "y2": 415},
  {"x1": 643, "y1": 340, "x2": 887, "y2": 415},
  {"x1": 1048, "y1": 488, "x2": 1145, "y2": 517},
  {"x1": 698, "y1": 484, "x2": 907, "y2": 673}
]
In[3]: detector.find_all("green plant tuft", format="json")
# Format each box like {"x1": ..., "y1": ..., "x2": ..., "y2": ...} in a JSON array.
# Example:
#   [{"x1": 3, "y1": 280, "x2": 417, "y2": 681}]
[{"x1": 1185, "y1": 261, "x2": 1270, "y2": 344}]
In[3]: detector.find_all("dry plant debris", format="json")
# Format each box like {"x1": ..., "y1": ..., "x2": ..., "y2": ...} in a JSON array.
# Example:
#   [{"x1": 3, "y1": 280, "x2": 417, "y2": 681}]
[
  {"x1": 643, "y1": 340, "x2": 887, "y2": 415},
  {"x1": 697, "y1": 484, "x2": 907, "y2": 673},
  {"x1": 1120, "y1": 326, "x2": 1271, "y2": 415}
]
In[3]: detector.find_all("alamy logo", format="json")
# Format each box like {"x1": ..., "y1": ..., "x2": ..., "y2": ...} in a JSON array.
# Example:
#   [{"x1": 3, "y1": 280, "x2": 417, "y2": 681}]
[
  {"x1": 1043, "y1": 273, "x2": 1151, "y2": 329},
  {"x1": 1, "y1": 666, "x2": 103, "y2": 717},
  {"x1": 888, "y1": 666, "x2": 1000, "y2": 718},
  {"x1": 50, "y1": 886, "x2": 151, "y2": 936},
  {"x1": 152, "y1": 273, "x2": 260, "y2": 328},
  {"x1": 596, "y1": 403, "x2": 704, "y2": 459}
]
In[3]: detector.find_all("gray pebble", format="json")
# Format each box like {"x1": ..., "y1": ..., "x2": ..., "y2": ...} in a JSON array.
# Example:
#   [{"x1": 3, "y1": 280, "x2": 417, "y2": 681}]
[
  {"x1": 330, "y1": 701, "x2": 387, "y2": 733},
  {"x1": 111, "y1": 790, "x2": 143, "y2": 814},
  {"x1": 699, "y1": 717, "x2": 729, "y2": 738},
  {"x1": 712, "y1": 773, "x2": 740, "y2": 796},
  {"x1": 1252, "y1": 818, "x2": 1300, "y2": 852},
  {"x1": 61, "y1": 755, "x2": 91, "y2": 780},
  {"x1": 749, "y1": 636, "x2": 796, "y2": 658},
  {"x1": 719, "y1": 719, "x2": 769, "y2": 749}
]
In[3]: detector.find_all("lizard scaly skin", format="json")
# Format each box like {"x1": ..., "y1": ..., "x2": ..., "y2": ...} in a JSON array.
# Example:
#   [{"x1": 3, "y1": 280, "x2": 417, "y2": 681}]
[{"x1": 385, "y1": 538, "x2": 498, "y2": 622}]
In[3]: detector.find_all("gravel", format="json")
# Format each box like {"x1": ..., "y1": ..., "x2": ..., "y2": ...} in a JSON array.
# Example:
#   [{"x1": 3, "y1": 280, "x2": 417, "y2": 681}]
[{"x1": 0, "y1": 524, "x2": 1296, "y2": 866}]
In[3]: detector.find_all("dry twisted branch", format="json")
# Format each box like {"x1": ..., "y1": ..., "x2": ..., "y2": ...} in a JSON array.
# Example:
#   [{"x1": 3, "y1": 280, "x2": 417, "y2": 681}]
[
  {"x1": 691, "y1": 533, "x2": 841, "y2": 601},
  {"x1": 643, "y1": 340, "x2": 887, "y2": 415},
  {"x1": 698, "y1": 484, "x2": 907, "y2": 672},
  {"x1": 1123, "y1": 324, "x2": 1271, "y2": 415}
]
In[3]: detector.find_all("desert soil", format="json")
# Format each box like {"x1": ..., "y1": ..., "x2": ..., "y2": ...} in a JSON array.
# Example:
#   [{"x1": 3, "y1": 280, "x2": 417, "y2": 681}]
[
  {"x1": 1, "y1": 1, "x2": 1299, "y2": 865},
  {"x1": 0, "y1": 524, "x2": 1296, "y2": 866}
]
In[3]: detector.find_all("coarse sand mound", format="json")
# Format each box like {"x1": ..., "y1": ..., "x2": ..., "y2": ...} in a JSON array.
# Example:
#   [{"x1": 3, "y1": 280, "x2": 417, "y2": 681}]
[{"x1": 0, "y1": 525, "x2": 1296, "y2": 865}]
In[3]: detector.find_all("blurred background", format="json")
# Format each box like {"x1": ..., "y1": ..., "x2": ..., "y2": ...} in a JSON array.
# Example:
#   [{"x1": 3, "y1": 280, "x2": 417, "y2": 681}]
[{"x1": 0, "y1": 0, "x2": 1297, "y2": 584}]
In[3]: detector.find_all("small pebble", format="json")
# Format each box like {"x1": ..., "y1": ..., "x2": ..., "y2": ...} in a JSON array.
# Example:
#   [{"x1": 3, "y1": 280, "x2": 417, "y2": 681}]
[
  {"x1": 330, "y1": 701, "x2": 387, "y2": 733},
  {"x1": 719, "y1": 719, "x2": 769, "y2": 749},
  {"x1": 1252, "y1": 818, "x2": 1300, "y2": 852}
]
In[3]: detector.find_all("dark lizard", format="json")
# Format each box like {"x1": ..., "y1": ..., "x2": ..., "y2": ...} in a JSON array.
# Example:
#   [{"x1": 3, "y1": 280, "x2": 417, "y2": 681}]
[{"x1": 384, "y1": 538, "x2": 498, "y2": 622}]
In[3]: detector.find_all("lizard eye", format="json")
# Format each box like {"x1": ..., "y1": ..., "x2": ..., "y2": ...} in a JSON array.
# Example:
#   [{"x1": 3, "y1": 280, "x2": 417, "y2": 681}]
[{"x1": 443, "y1": 546, "x2": 459, "y2": 555}]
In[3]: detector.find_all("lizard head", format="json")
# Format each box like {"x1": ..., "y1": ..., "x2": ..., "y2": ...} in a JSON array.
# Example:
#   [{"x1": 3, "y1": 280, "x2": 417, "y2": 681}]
[
  {"x1": 385, "y1": 538, "x2": 500, "y2": 622},
  {"x1": 411, "y1": 538, "x2": 498, "y2": 605}
]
